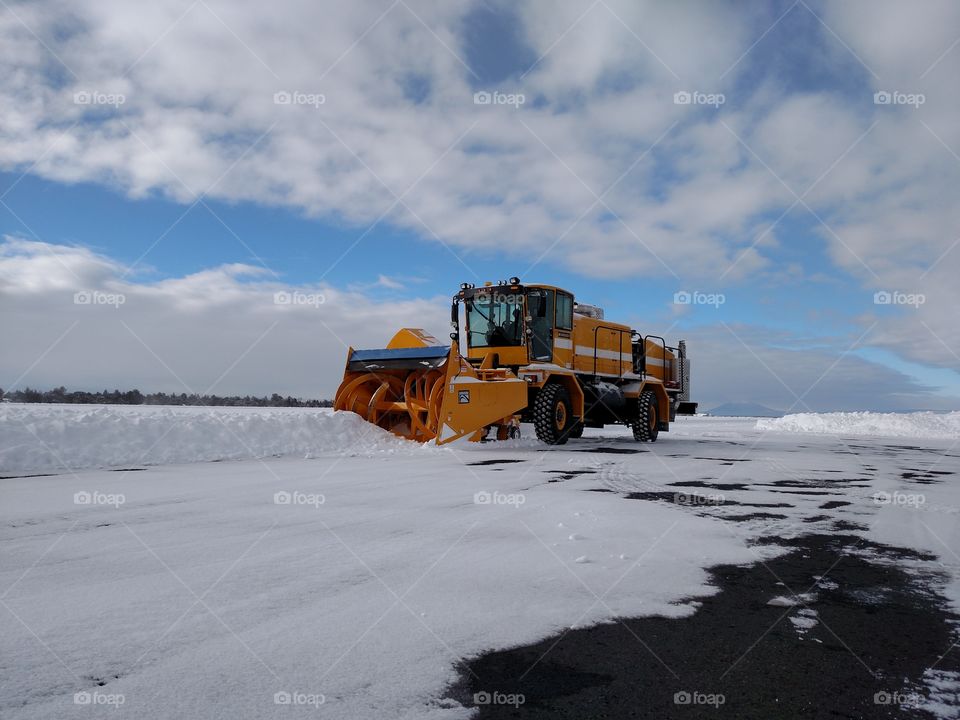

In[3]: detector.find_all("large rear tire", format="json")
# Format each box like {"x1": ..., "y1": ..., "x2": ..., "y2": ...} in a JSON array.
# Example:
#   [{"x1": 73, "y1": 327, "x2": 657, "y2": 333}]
[
  {"x1": 534, "y1": 384, "x2": 573, "y2": 445},
  {"x1": 567, "y1": 421, "x2": 584, "y2": 439},
  {"x1": 632, "y1": 389, "x2": 659, "y2": 442}
]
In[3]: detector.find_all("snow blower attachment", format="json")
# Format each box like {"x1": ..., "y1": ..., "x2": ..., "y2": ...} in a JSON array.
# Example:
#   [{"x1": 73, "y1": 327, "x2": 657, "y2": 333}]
[{"x1": 334, "y1": 328, "x2": 527, "y2": 445}]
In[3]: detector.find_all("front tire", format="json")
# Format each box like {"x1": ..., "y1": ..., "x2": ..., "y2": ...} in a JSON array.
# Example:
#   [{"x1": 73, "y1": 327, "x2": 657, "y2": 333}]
[
  {"x1": 632, "y1": 389, "x2": 659, "y2": 442},
  {"x1": 534, "y1": 384, "x2": 573, "y2": 445}
]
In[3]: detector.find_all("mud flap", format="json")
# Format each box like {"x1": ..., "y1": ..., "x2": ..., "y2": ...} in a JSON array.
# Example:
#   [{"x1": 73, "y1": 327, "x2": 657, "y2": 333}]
[{"x1": 435, "y1": 375, "x2": 528, "y2": 445}]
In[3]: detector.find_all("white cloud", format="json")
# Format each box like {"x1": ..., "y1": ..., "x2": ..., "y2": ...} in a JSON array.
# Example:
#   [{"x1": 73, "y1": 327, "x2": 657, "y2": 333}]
[
  {"x1": 375, "y1": 274, "x2": 406, "y2": 290},
  {"x1": 0, "y1": 238, "x2": 448, "y2": 397},
  {"x1": 0, "y1": 0, "x2": 958, "y2": 378}
]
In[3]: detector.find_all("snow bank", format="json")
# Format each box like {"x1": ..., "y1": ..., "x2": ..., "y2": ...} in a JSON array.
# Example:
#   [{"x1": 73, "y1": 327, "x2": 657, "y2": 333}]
[
  {"x1": 756, "y1": 410, "x2": 960, "y2": 439},
  {"x1": 0, "y1": 404, "x2": 429, "y2": 473}
]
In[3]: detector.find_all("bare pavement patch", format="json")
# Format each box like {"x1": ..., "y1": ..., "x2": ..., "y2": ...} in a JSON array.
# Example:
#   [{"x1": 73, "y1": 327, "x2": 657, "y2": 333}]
[
  {"x1": 447, "y1": 431, "x2": 960, "y2": 719},
  {"x1": 451, "y1": 533, "x2": 960, "y2": 719}
]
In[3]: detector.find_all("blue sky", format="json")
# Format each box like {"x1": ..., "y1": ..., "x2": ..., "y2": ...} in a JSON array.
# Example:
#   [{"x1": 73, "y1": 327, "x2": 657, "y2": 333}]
[{"x1": 1, "y1": 0, "x2": 958, "y2": 410}]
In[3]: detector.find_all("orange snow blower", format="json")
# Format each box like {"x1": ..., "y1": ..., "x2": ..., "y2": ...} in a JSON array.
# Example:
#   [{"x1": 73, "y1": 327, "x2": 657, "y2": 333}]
[{"x1": 335, "y1": 279, "x2": 696, "y2": 445}]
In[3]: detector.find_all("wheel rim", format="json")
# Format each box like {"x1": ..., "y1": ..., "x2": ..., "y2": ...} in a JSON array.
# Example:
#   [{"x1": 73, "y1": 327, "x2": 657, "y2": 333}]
[
  {"x1": 555, "y1": 401, "x2": 567, "y2": 431},
  {"x1": 649, "y1": 407, "x2": 656, "y2": 431}
]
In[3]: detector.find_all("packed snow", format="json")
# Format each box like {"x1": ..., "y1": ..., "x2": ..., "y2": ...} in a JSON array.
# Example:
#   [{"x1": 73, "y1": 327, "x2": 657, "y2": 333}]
[
  {"x1": 2, "y1": 407, "x2": 959, "y2": 718},
  {"x1": 788, "y1": 609, "x2": 820, "y2": 637},
  {"x1": 757, "y1": 410, "x2": 960, "y2": 439}
]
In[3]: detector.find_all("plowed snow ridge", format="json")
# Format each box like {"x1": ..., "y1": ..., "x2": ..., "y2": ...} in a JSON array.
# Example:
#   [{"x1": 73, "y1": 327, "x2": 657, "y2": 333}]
[
  {"x1": 757, "y1": 410, "x2": 960, "y2": 439},
  {"x1": 0, "y1": 404, "x2": 432, "y2": 473}
]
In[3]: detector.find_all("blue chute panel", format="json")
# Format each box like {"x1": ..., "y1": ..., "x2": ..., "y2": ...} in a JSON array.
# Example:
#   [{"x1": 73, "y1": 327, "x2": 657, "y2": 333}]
[{"x1": 347, "y1": 346, "x2": 451, "y2": 371}]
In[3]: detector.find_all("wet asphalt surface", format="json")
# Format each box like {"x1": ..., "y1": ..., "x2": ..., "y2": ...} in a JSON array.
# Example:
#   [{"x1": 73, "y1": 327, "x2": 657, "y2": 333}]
[{"x1": 445, "y1": 433, "x2": 960, "y2": 719}]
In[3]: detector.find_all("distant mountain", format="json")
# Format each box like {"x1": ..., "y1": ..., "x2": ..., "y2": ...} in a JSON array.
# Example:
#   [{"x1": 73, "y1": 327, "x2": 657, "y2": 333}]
[{"x1": 707, "y1": 402, "x2": 784, "y2": 418}]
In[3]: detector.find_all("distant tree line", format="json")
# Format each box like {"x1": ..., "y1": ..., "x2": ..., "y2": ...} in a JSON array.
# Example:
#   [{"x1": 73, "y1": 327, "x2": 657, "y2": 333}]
[{"x1": 0, "y1": 386, "x2": 332, "y2": 407}]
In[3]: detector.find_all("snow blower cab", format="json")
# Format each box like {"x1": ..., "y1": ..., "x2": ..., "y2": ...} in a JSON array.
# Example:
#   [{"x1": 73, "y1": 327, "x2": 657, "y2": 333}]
[{"x1": 334, "y1": 278, "x2": 697, "y2": 445}]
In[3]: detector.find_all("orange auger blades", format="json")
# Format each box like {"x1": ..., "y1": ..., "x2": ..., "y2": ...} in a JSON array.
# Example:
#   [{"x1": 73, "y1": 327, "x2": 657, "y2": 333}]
[{"x1": 333, "y1": 329, "x2": 527, "y2": 445}]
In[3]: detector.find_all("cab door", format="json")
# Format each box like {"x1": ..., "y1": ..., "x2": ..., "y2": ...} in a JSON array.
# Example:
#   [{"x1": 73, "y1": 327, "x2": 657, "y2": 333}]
[
  {"x1": 553, "y1": 291, "x2": 574, "y2": 368},
  {"x1": 527, "y1": 288, "x2": 554, "y2": 362}
]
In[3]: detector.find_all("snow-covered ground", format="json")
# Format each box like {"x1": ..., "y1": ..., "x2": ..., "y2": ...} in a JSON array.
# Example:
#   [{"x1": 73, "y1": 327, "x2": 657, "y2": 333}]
[{"x1": 1, "y1": 405, "x2": 958, "y2": 718}]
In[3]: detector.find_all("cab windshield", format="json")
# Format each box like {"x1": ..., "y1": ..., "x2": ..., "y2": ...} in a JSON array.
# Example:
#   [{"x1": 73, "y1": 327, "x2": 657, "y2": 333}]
[{"x1": 465, "y1": 292, "x2": 525, "y2": 347}]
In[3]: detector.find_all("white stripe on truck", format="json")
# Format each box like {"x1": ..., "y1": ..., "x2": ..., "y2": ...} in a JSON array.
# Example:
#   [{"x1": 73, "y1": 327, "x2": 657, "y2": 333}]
[{"x1": 558, "y1": 341, "x2": 667, "y2": 367}]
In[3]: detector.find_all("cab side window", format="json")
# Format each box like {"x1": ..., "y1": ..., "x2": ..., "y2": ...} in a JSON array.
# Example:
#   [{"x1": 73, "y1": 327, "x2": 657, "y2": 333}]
[
  {"x1": 528, "y1": 289, "x2": 555, "y2": 361},
  {"x1": 556, "y1": 292, "x2": 573, "y2": 330}
]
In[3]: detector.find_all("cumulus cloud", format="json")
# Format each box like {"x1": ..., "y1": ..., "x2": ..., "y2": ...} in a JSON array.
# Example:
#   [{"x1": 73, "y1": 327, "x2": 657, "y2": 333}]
[
  {"x1": 0, "y1": 238, "x2": 448, "y2": 397},
  {"x1": 0, "y1": 0, "x2": 958, "y2": 382}
]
